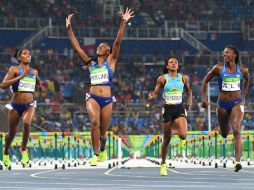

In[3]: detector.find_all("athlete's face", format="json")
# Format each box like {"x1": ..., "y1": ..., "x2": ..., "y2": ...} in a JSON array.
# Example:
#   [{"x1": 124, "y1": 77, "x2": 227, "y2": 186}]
[
  {"x1": 223, "y1": 48, "x2": 235, "y2": 63},
  {"x1": 96, "y1": 43, "x2": 110, "y2": 56},
  {"x1": 18, "y1": 49, "x2": 31, "y2": 64},
  {"x1": 167, "y1": 58, "x2": 178, "y2": 72}
]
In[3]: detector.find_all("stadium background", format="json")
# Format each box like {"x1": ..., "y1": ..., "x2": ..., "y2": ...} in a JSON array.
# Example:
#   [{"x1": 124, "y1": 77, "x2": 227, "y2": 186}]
[{"x1": 0, "y1": 0, "x2": 254, "y2": 159}]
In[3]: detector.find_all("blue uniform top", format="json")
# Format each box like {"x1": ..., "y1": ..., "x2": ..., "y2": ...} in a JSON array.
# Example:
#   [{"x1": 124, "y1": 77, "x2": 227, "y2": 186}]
[
  {"x1": 89, "y1": 60, "x2": 114, "y2": 86},
  {"x1": 218, "y1": 63, "x2": 242, "y2": 92},
  {"x1": 163, "y1": 73, "x2": 184, "y2": 105},
  {"x1": 12, "y1": 66, "x2": 36, "y2": 93}
]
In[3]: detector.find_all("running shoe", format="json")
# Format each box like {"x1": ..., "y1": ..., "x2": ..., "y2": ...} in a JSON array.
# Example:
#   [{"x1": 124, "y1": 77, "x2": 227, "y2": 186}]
[
  {"x1": 180, "y1": 139, "x2": 186, "y2": 149},
  {"x1": 89, "y1": 155, "x2": 99, "y2": 166},
  {"x1": 234, "y1": 162, "x2": 242, "y2": 172},
  {"x1": 20, "y1": 148, "x2": 29, "y2": 166},
  {"x1": 160, "y1": 164, "x2": 168, "y2": 176},
  {"x1": 3, "y1": 154, "x2": 11, "y2": 168},
  {"x1": 99, "y1": 150, "x2": 107, "y2": 162}
]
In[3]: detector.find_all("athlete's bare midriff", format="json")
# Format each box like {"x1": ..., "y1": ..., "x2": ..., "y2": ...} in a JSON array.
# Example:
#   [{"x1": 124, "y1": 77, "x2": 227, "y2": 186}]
[
  {"x1": 218, "y1": 91, "x2": 242, "y2": 101},
  {"x1": 90, "y1": 86, "x2": 111, "y2": 97},
  {"x1": 12, "y1": 93, "x2": 34, "y2": 104}
]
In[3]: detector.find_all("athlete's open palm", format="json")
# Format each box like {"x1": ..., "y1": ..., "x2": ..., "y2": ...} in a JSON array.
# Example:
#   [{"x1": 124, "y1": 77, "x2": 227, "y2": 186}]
[
  {"x1": 121, "y1": 8, "x2": 134, "y2": 22},
  {"x1": 66, "y1": 14, "x2": 74, "y2": 29}
]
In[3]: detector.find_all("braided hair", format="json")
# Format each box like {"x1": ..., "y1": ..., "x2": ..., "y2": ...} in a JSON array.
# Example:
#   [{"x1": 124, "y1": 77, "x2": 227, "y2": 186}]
[{"x1": 225, "y1": 45, "x2": 240, "y2": 64}]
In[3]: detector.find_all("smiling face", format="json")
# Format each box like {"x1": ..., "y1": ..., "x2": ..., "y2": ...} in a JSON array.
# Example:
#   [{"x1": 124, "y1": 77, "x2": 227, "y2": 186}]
[
  {"x1": 223, "y1": 48, "x2": 236, "y2": 63},
  {"x1": 18, "y1": 49, "x2": 31, "y2": 64},
  {"x1": 166, "y1": 58, "x2": 179, "y2": 72},
  {"x1": 96, "y1": 43, "x2": 110, "y2": 56}
]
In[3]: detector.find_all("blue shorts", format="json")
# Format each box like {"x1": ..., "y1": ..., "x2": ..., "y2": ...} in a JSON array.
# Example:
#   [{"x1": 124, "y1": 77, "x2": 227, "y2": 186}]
[
  {"x1": 86, "y1": 93, "x2": 113, "y2": 108},
  {"x1": 5, "y1": 101, "x2": 36, "y2": 116},
  {"x1": 217, "y1": 98, "x2": 243, "y2": 113}
]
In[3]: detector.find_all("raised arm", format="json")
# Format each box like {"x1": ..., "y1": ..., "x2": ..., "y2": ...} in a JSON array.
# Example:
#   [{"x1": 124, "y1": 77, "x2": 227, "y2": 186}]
[
  {"x1": 241, "y1": 66, "x2": 250, "y2": 104},
  {"x1": 182, "y1": 74, "x2": 192, "y2": 110},
  {"x1": 1, "y1": 66, "x2": 29, "y2": 89},
  {"x1": 66, "y1": 14, "x2": 92, "y2": 63},
  {"x1": 108, "y1": 8, "x2": 134, "y2": 63},
  {"x1": 148, "y1": 75, "x2": 164, "y2": 100},
  {"x1": 201, "y1": 65, "x2": 220, "y2": 108}
]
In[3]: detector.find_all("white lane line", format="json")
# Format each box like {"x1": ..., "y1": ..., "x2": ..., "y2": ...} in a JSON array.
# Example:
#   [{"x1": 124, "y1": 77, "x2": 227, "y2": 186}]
[
  {"x1": 104, "y1": 166, "x2": 118, "y2": 175},
  {"x1": 167, "y1": 168, "x2": 189, "y2": 174},
  {"x1": 30, "y1": 170, "x2": 59, "y2": 178},
  {"x1": 30, "y1": 167, "x2": 254, "y2": 184},
  {"x1": 0, "y1": 181, "x2": 254, "y2": 189},
  {"x1": 224, "y1": 168, "x2": 254, "y2": 174}
]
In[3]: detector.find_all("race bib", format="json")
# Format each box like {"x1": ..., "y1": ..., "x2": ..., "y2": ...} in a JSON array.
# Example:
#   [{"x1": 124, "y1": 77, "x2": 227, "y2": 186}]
[
  {"x1": 90, "y1": 67, "x2": 109, "y2": 85},
  {"x1": 163, "y1": 92, "x2": 182, "y2": 104},
  {"x1": 18, "y1": 77, "x2": 36, "y2": 92},
  {"x1": 222, "y1": 77, "x2": 240, "y2": 91}
]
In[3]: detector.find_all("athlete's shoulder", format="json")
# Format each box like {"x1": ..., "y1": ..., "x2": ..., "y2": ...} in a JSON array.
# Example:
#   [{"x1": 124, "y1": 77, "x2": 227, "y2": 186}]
[
  {"x1": 215, "y1": 63, "x2": 224, "y2": 68},
  {"x1": 179, "y1": 72, "x2": 188, "y2": 77},
  {"x1": 239, "y1": 64, "x2": 249, "y2": 73},
  {"x1": 210, "y1": 63, "x2": 223, "y2": 74},
  {"x1": 8, "y1": 66, "x2": 19, "y2": 73},
  {"x1": 179, "y1": 73, "x2": 189, "y2": 83},
  {"x1": 31, "y1": 68, "x2": 38, "y2": 74},
  {"x1": 239, "y1": 64, "x2": 248, "y2": 70},
  {"x1": 157, "y1": 74, "x2": 166, "y2": 82}
]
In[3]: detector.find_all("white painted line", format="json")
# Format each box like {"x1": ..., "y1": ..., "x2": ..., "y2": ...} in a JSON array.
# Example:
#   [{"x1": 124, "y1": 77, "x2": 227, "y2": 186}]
[
  {"x1": 30, "y1": 170, "x2": 58, "y2": 178},
  {"x1": 104, "y1": 166, "x2": 118, "y2": 175}
]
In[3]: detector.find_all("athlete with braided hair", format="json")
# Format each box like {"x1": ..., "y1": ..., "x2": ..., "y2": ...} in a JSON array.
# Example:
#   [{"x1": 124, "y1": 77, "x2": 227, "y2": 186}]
[{"x1": 202, "y1": 45, "x2": 250, "y2": 172}]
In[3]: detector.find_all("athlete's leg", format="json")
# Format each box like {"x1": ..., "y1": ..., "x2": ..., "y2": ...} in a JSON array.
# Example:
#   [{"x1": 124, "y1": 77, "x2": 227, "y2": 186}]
[
  {"x1": 21, "y1": 106, "x2": 36, "y2": 151},
  {"x1": 99, "y1": 103, "x2": 112, "y2": 152},
  {"x1": 230, "y1": 104, "x2": 244, "y2": 162},
  {"x1": 4, "y1": 110, "x2": 21, "y2": 155},
  {"x1": 161, "y1": 121, "x2": 173, "y2": 164},
  {"x1": 86, "y1": 99, "x2": 101, "y2": 155},
  {"x1": 174, "y1": 117, "x2": 188, "y2": 140},
  {"x1": 217, "y1": 107, "x2": 230, "y2": 138}
]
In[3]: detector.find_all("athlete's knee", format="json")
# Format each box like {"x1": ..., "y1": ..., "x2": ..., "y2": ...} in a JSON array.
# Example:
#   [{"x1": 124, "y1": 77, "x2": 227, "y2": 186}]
[
  {"x1": 90, "y1": 119, "x2": 100, "y2": 128},
  {"x1": 23, "y1": 121, "x2": 31, "y2": 129},
  {"x1": 178, "y1": 131, "x2": 187, "y2": 140},
  {"x1": 6, "y1": 133, "x2": 16, "y2": 140},
  {"x1": 233, "y1": 128, "x2": 241, "y2": 136},
  {"x1": 162, "y1": 136, "x2": 171, "y2": 145}
]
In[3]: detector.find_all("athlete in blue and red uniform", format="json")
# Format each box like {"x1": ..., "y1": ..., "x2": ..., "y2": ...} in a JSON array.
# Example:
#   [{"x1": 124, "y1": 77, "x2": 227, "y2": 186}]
[
  {"x1": 66, "y1": 8, "x2": 134, "y2": 166},
  {"x1": 202, "y1": 45, "x2": 250, "y2": 172},
  {"x1": 1, "y1": 47, "x2": 45, "y2": 169}
]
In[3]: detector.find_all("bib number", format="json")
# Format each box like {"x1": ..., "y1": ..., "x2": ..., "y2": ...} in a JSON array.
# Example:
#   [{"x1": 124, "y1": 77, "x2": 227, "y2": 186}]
[
  {"x1": 163, "y1": 93, "x2": 182, "y2": 104},
  {"x1": 90, "y1": 67, "x2": 109, "y2": 85},
  {"x1": 222, "y1": 81, "x2": 240, "y2": 91},
  {"x1": 18, "y1": 77, "x2": 36, "y2": 92}
]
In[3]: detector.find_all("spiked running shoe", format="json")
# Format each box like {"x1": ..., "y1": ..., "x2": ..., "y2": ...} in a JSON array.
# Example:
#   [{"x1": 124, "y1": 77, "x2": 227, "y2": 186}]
[
  {"x1": 234, "y1": 162, "x2": 242, "y2": 172},
  {"x1": 3, "y1": 154, "x2": 11, "y2": 169},
  {"x1": 20, "y1": 148, "x2": 29, "y2": 166},
  {"x1": 99, "y1": 150, "x2": 107, "y2": 162},
  {"x1": 160, "y1": 164, "x2": 168, "y2": 176},
  {"x1": 180, "y1": 139, "x2": 186, "y2": 149},
  {"x1": 89, "y1": 155, "x2": 99, "y2": 166}
]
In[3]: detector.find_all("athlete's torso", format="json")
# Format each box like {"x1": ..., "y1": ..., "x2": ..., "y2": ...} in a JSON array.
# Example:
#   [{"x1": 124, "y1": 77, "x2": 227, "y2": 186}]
[
  {"x1": 89, "y1": 60, "x2": 114, "y2": 97},
  {"x1": 163, "y1": 73, "x2": 184, "y2": 105},
  {"x1": 11, "y1": 66, "x2": 36, "y2": 104}
]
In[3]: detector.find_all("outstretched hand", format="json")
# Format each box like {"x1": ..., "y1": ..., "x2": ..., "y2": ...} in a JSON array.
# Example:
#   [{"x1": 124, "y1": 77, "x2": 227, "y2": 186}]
[
  {"x1": 66, "y1": 14, "x2": 74, "y2": 29},
  {"x1": 121, "y1": 7, "x2": 135, "y2": 22},
  {"x1": 148, "y1": 92, "x2": 156, "y2": 100}
]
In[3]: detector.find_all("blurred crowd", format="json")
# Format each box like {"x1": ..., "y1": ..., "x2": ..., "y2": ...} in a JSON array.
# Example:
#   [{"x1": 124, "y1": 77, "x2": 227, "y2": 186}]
[
  {"x1": 1, "y1": 47, "x2": 254, "y2": 134},
  {"x1": 1, "y1": 0, "x2": 254, "y2": 134},
  {"x1": 1, "y1": 0, "x2": 254, "y2": 28}
]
